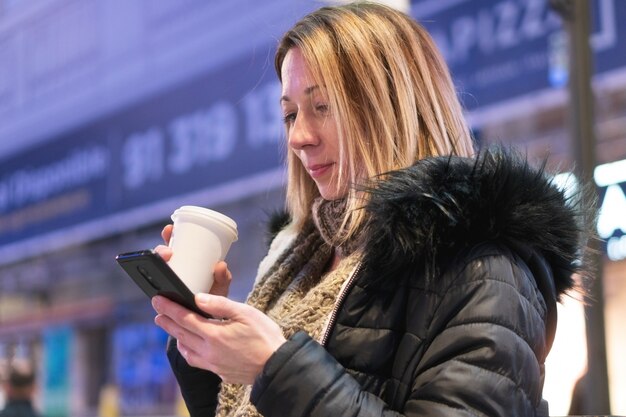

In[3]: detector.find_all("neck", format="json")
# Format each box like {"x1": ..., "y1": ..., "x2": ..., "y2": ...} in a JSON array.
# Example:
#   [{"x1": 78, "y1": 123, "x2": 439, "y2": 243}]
[
  {"x1": 325, "y1": 249, "x2": 342, "y2": 273},
  {"x1": 312, "y1": 197, "x2": 359, "y2": 256}
]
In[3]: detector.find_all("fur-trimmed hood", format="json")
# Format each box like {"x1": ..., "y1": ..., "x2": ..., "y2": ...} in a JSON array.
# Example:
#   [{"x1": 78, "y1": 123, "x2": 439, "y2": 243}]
[{"x1": 360, "y1": 148, "x2": 590, "y2": 297}]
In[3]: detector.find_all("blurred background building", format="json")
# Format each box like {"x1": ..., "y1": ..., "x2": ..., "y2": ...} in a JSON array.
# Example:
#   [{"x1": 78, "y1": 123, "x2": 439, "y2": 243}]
[{"x1": 0, "y1": 0, "x2": 624, "y2": 416}]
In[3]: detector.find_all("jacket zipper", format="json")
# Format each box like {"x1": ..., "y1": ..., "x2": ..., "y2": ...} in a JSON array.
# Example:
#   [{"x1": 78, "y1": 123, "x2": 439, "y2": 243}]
[{"x1": 320, "y1": 261, "x2": 363, "y2": 347}]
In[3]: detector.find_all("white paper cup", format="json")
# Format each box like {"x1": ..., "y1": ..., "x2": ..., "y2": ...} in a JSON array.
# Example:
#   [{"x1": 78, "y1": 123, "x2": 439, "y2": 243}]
[{"x1": 167, "y1": 205, "x2": 238, "y2": 294}]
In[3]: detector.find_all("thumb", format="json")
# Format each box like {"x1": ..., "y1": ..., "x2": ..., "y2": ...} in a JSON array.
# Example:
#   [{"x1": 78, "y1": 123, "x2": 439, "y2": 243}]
[{"x1": 195, "y1": 293, "x2": 241, "y2": 320}]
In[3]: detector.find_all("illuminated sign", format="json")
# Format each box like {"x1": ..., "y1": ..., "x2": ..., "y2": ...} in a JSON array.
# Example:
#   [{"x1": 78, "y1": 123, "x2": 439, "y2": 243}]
[
  {"x1": 595, "y1": 159, "x2": 626, "y2": 261},
  {"x1": 0, "y1": 46, "x2": 284, "y2": 264},
  {"x1": 411, "y1": 0, "x2": 626, "y2": 112}
]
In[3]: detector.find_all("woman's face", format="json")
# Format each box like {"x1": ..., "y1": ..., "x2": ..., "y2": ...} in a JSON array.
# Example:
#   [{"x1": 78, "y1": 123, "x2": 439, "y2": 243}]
[{"x1": 280, "y1": 47, "x2": 347, "y2": 200}]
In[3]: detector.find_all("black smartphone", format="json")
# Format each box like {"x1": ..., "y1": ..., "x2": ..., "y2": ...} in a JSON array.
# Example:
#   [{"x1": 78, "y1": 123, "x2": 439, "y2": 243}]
[{"x1": 115, "y1": 249, "x2": 211, "y2": 318}]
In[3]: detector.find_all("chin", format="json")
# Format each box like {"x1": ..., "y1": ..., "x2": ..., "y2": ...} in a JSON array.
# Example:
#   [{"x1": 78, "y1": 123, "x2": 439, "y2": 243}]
[{"x1": 317, "y1": 187, "x2": 347, "y2": 201}]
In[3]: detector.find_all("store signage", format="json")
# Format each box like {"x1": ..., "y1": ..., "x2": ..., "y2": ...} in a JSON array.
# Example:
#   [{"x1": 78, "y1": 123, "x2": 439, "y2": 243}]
[
  {"x1": 42, "y1": 326, "x2": 72, "y2": 417},
  {"x1": 0, "y1": 46, "x2": 284, "y2": 263},
  {"x1": 595, "y1": 159, "x2": 626, "y2": 261},
  {"x1": 411, "y1": 0, "x2": 626, "y2": 112},
  {"x1": 113, "y1": 324, "x2": 171, "y2": 414}
]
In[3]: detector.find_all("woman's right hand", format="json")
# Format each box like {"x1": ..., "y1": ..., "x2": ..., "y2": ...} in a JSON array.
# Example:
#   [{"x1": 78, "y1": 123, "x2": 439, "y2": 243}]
[{"x1": 154, "y1": 224, "x2": 232, "y2": 297}]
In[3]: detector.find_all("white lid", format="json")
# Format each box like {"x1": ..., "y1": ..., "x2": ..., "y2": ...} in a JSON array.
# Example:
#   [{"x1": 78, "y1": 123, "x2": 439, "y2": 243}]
[{"x1": 172, "y1": 206, "x2": 238, "y2": 240}]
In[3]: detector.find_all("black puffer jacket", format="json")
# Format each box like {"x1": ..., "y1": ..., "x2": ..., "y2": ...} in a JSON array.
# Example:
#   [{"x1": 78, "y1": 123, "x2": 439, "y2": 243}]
[{"x1": 168, "y1": 150, "x2": 588, "y2": 417}]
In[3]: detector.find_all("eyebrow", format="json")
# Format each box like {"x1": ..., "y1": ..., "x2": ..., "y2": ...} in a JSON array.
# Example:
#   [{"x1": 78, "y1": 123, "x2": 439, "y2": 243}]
[{"x1": 280, "y1": 85, "x2": 320, "y2": 104}]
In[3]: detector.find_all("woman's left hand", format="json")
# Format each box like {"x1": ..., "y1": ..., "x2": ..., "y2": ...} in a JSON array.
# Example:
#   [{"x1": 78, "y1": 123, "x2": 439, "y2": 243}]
[{"x1": 152, "y1": 294, "x2": 286, "y2": 385}]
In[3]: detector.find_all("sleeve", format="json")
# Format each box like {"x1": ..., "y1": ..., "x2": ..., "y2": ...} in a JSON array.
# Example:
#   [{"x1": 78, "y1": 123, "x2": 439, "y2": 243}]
[
  {"x1": 251, "y1": 331, "x2": 402, "y2": 417},
  {"x1": 166, "y1": 337, "x2": 222, "y2": 417},
  {"x1": 250, "y1": 253, "x2": 548, "y2": 417}
]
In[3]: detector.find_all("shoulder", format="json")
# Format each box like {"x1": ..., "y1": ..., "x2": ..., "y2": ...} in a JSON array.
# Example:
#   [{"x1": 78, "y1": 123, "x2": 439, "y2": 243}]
[
  {"x1": 404, "y1": 242, "x2": 552, "y2": 413},
  {"x1": 409, "y1": 241, "x2": 549, "y2": 314},
  {"x1": 422, "y1": 241, "x2": 553, "y2": 358},
  {"x1": 445, "y1": 242, "x2": 548, "y2": 309}
]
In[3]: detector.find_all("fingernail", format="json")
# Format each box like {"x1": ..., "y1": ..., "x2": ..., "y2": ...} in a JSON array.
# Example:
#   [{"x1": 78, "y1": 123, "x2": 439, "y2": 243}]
[
  {"x1": 152, "y1": 296, "x2": 161, "y2": 310},
  {"x1": 196, "y1": 293, "x2": 211, "y2": 305}
]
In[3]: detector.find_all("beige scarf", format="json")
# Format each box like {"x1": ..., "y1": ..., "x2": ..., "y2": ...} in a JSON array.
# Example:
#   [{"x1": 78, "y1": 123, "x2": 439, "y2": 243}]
[{"x1": 215, "y1": 198, "x2": 360, "y2": 417}]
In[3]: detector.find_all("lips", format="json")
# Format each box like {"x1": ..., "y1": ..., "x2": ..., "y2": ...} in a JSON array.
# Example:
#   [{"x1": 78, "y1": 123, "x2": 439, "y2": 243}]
[{"x1": 307, "y1": 163, "x2": 333, "y2": 179}]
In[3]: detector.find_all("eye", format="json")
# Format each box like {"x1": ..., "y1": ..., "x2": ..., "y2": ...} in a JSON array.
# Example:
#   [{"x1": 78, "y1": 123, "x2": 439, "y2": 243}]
[
  {"x1": 283, "y1": 112, "x2": 296, "y2": 125},
  {"x1": 315, "y1": 104, "x2": 329, "y2": 115}
]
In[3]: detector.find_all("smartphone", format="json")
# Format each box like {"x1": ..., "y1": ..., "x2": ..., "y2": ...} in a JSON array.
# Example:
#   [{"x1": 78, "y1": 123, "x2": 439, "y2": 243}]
[{"x1": 115, "y1": 249, "x2": 211, "y2": 318}]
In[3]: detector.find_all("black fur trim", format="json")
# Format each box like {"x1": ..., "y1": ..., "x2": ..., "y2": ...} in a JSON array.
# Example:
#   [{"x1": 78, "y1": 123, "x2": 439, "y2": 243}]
[
  {"x1": 359, "y1": 148, "x2": 590, "y2": 296},
  {"x1": 265, "y1": 210, "x2": 291, "y2": 247}
]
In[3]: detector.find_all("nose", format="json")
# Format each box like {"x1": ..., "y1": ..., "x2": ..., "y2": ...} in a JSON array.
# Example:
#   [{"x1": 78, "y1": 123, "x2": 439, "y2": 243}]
[{"x1": 288, "y1": 112, "x2": 319, "y2": 150}]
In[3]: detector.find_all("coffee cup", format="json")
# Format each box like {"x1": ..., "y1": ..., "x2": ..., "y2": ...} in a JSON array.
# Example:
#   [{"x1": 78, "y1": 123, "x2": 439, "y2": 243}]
[{"x1": 167, "y1": 205, "x2": 238, "y2": 294}]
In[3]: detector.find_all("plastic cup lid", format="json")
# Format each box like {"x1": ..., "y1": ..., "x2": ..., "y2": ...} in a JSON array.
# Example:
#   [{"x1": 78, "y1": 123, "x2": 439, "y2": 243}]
[{"x1": 172, "y1": 206, "x2": 238, "y2": 239}]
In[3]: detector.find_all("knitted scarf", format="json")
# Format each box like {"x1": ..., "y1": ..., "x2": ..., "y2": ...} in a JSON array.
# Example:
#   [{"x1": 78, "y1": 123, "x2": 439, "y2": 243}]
[{"x1": 215, "y1": 198, "x2": 360, "y2": 417}]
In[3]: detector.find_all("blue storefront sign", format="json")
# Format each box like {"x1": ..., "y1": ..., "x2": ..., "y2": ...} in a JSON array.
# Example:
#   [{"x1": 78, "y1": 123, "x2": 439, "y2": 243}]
[
  {"x1": 411, "y1": 0, "x2": 626, "y2": 112},
  {"x1": 113, "y1": 324, "x2": 173, "y2": 415},
  {"x1": 42, "y1": 326, "x2": 73, "y2": 417},
  {"x1": 0, "y1": 45, "x2": 284, "y2": 263}
]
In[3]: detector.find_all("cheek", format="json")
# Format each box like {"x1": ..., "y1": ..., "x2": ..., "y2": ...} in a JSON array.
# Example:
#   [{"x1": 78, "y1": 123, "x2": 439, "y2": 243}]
[
  {"x1": 322, "y1": 123, "x2": 341, "y2": 156},
  {"x1": 289, "y1": 150, "x2": 306, "y2": 172},
  {"x1": 291, "y1": 147, "x2": 304, "y2": 161}
]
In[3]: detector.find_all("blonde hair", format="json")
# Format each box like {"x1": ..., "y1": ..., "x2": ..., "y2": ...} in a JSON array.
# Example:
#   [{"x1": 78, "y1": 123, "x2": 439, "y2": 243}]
[{"x1": 275, "y1": 2, "x2": 474, "y2": 242}]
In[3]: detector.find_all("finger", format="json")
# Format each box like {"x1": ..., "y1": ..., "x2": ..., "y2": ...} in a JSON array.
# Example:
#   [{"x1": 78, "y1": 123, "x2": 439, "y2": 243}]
[
  {"x1": 210, "y1": 261, "x2": 232, "y2": 296},
  {"x1": 152, "y1": 296, "x2": 209, "y2": 338},
  {"x1": 152, "y1": 295, "x2": 206, "y2": 330},
  {"x1": 195, "y1": 293, "x2": 244, "y2": 320},
  {"x1": 154, "y1": 313, "x2": 203, "y2": 352},
  {"x1": 154, "y1": 245, "x2": 173, "y2": 261},
  {"x1": 161, "y1": 224, "x2": 173, "y2": 244},
  {"x1": 177, "y1": 340, "x2": 205, "y2": 370},
  {"x1": 152, "y1": 295, "x2": 193, "y2": 318}
]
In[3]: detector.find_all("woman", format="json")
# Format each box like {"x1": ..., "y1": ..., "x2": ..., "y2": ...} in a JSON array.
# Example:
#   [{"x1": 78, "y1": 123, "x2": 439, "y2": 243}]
[{"x1": 152, "y1": 3, "x2": 589, "y2": 416}]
